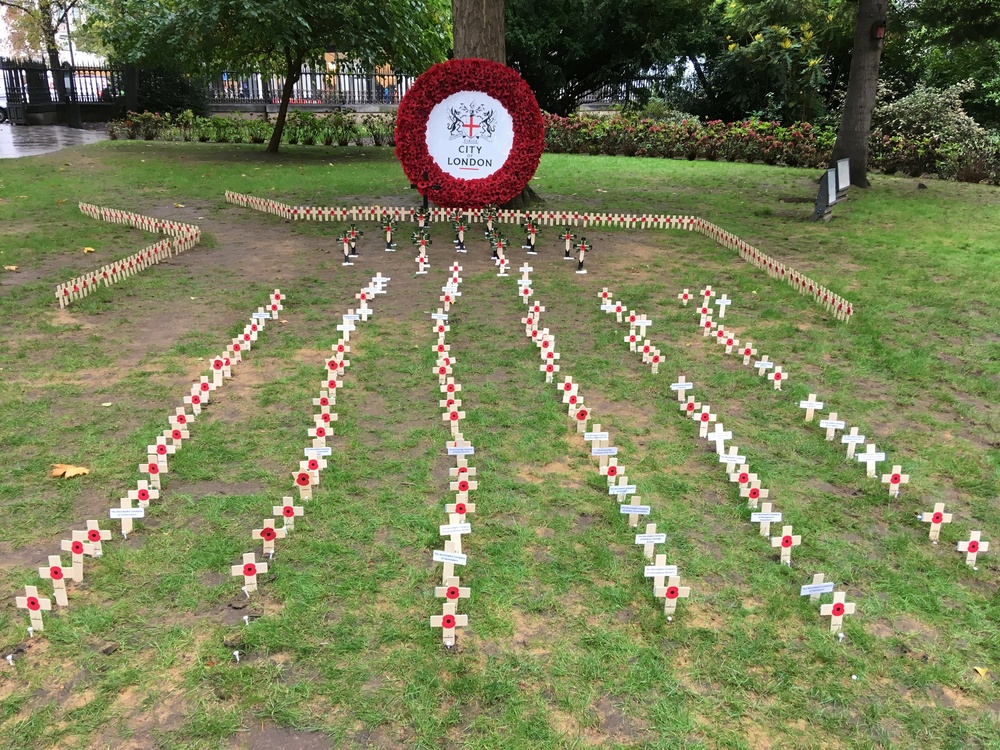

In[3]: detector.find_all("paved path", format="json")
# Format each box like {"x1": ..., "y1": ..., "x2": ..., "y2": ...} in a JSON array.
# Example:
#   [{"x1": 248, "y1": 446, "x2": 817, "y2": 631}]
[{"x1": 0, "y1": 124, "x2": 107, "y2": 158}]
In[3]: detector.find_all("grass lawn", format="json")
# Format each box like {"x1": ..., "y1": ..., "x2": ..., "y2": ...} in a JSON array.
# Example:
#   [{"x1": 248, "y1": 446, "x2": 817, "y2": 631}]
[{"x1": 0, "y1": 141, "x2": 998, "y2": 750}]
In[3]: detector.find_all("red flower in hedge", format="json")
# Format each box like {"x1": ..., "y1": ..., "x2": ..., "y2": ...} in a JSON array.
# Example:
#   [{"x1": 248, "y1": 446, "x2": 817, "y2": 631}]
[{"x1": 395, "y1": 58, "x2": 545, "y2": 208}]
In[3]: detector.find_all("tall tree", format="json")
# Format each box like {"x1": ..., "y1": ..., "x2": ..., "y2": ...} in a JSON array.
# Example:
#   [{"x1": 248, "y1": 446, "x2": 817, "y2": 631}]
[
  {"x1": 88, "y1": 0, "x2": 449, "y2": 152},
  {"x1": 0, "y1": 0, "x2": 80, "y2": 98},
  {"x1": 830, "y1": 0, "x2": 887, "y2": 187}
]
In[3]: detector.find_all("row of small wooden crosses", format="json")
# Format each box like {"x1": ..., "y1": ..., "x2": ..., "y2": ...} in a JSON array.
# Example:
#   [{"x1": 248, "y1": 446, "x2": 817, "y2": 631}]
[
  {"x1": 671, "y1": 373, "x2": 857, "y2": 632},
  {"x1": 682, "y1": 286, "x2": 988, "y2": 567},
  {"x1": 14, "y1": 291, "x2": 286, "y2": 637},
  {"x1": 597, "y1": 288, "x2": 663, "y2": 373},
  {"x1": 516, "y1": 265, "x2": 692, "y2": 620},
  {"x1": 57, "y1": 204, "x2": 202, "y2": 307},
  {"x1": 230, "y1": 277, "x2": 390, "y2": 599},
  {"x1": 430, "y1": 262, "x2": 476, "y2": 647}
]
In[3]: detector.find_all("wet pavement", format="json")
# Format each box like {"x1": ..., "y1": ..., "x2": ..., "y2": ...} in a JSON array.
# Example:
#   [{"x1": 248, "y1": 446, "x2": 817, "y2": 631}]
[{"x1": 0, "y1": 124, "x2": 108, "y2": 158}]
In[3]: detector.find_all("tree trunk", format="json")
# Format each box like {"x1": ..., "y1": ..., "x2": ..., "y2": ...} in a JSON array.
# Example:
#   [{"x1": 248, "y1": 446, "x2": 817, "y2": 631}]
[
  {"x1": 38, "y1": 0, "x2": 66, "y2": 100},
  {"x1": 452, "y1": 0, "x2": 505, "y2": 61},
  {"x1": 266, "y1": 50, "x2": 303, "y2": 154},
  {"x1": 830, "y1": 0, "x2": 887, "y2": 188}
]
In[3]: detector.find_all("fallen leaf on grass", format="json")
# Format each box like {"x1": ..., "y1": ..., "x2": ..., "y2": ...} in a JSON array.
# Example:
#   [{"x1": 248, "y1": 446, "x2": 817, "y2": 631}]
[
  {"x1": 83, "y1": 247, "x2": 95, "y2": 253},
  {"x1": 56, "y1": 198, "x2": 66, "y2": 205},
  {"x1": 100, "y1": 402, "x2": 113, "y2": 407},
  {"x1": 973, "y1": 667, "x2": 989, "y2": 679},
  {"x1": 3, "y1": 265, "x2": 18, "y2": 271},
  {"x1": 174, "y1": 203, "x2": 186, "y2": 208},
  {"x1": 596, "y1": 188, "x2": 608, "y2": 193},
  {"x1": 279, "y1": 319, "x2": 288, "y2": 324},
  {"x1": 51, "y1": 464, "x2": 89, "y2": 478}
]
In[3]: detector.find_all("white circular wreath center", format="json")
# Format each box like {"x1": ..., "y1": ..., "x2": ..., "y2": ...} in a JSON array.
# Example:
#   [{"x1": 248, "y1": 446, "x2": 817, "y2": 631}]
[{"x1": 425, "y1": 91, "x2": 514, "y2": 180}]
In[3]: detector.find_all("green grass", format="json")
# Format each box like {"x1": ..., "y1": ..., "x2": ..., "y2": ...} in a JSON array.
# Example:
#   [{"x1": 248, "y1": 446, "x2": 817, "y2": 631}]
[{"x1": 0, "y1": 142, "x2": 998, "y2": 749}]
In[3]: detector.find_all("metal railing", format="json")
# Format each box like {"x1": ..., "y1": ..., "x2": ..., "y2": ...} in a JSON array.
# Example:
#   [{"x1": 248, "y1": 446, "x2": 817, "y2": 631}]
[{"x1": 207, "y1": 68, "x2": 417, "y2": 106}]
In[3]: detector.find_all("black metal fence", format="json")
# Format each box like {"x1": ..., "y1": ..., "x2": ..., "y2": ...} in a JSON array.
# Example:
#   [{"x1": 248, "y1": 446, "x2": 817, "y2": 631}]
[{"x1": 207, "y1": 67, "x2": 417, "y2": 106}]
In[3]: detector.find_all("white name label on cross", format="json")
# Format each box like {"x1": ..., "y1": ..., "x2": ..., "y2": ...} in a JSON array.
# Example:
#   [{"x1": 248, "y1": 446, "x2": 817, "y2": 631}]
[
  {"x1": 800, "y1": 581, "x2": 835, "y2": 596},
  {"x1": 635, "y1": 533, "x2": 666, "y2": 544},
  {"x1": 439, "y1": 523, "x2": 472, "y2": 535},
  {"x1": 609, "y1": 485, "x2": 637, "y2": 495},
  {"x1": 644, "y1": 565, "x2": 679, "y2": 577},
  {"x1": 110, "y1": 507, "x2": 145, "y2": 519},
  {"x1": 305, "y1": 447, "x2": 333, "y2": 457},
  {"x1": 447, "y1": 445, "x2": 475, "y2": 456},
  {"x1": 251, "y1": 312, "x2": 271, "y2": 319},
  {"x1": 670, "y1": 380, "x2": 693, "y2": 392},
  {"x1": 819, "y1": 418, "x2": 846, "y2": 430},
  {"x1": 753, "y1": 360, "x2": 774, "y2": 371},
  {"x1": 719, "y1": 452, "x2": 747, "y2": 466},
  {"x1": 592, "y1": 446, "x2": 618, "y2": 456},
  {"x1": 584, "y1": 431, "x2": 609, "y2": 441},
  {"x1": 432, "y1": 550, "x2": 468, "y2": 565},
  {"x1": 751, "y1": 512, "x2": 783, "y2": 523},
  {"x1": 620, "y1": 505, "x2": 650, "y2": 515},
  {"x1": 431, "y1": 312, "x2": 449, "y2": 320},
  {"x1": 343, "y1": 314, "x2": 361, "y2": 321}
]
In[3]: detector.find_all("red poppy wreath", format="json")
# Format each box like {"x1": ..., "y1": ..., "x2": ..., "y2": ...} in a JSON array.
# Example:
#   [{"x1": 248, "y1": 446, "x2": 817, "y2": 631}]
[{"x1": 395, "y1": 58, "x2": 545, "y2": 208}]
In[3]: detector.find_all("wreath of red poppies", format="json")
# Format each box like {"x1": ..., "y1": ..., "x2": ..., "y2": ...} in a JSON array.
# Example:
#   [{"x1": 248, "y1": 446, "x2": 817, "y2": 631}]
[{"x1": 395, "y1": 58, "x2": 544, "y2": 208}]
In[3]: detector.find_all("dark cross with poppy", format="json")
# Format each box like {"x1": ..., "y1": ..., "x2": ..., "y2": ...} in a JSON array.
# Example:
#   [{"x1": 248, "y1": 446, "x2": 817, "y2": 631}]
[
  {"x1": 273, "y1": 498, "x2": 305, "y2": 532},
  {"x1": 561, "y1": 227, "x2": 576, "y2": 258},
  {"x1": 521, "y1": 220, "x2": 538, "y2": 252},
  {"x1": 431, "y1": 601, "x2": 469, "y2": 647},
  {"x1": 819, "y1": 591, "x2": 856, "y2": 633},
  {"x1": 39, "y1": 554, "x2": 72, "y2": 606},
  {"x1": 770, "y1": 525, "x2": 802, "y2": 566},
  {"x1": 347, "y1": 223, "x2": 363, "y2": 256},
  {"x1": 253, "y1": 518, "x2": 287, "y2": 557},
  {"x1": 16, "y1": 585, "x2": 52, "y2": 632},
  {"x1": 575, "y1": 238, "x2": 590, "y2": 273},
  {"x1": 339, "y1": 234, "x2": 352, "y2": 265},
  {"x1": 957, "y1": 531, "x2": 989, "y2": 567},
  {"x1": 451, "y1": 213, "x2": 467, "y2": 251},
  {"x1": 740, "y1": 480, "x2": 769, "y2": 509},
  {"x1": 381, "y1": 213, "x2": 397, "y2": 250},
  {"x1": 919, "y1": 502, "x2": 952, "y2": 542},
  {"x1": 654, "y1": 575, "x2": 691, "y2": 618},
  {"x1": 434, "y1": 576, "x2": 470, "y2": 604},
  {"x1": 231, "y1": 552, "x2": 268, "y2": 595}
]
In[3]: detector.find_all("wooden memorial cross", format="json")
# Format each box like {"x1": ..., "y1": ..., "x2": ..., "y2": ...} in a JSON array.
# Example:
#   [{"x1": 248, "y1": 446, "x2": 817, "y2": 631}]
[
  {"x1": 440, "y1": 290, "x2": 459, "y2": 312},
  {"x1": 497, "y1": 255, "x2": 509, "y2": 277},
  {"x1": 434, "y1": 576, "x2": 471, "y2": 606},
  {"x1": 767, "y1": 365, "x2": 787, "y2": 390},
  {"x1": 957, "y1": 531, "x2": 989, "y2": 567},
  {"x1": 730, "y1": 465, "x2": 757, "y2": 491},
  {"x1": 269, "y1": 289, "x2": 285, "y2": 318},
  {"x1": 129, "y1": 480, "x2": 158, "y2": 508},
  {"x1": 624, "y1": 327, "x2": 642, "y2": 352},
  {"x1": 585, "y1": 423, "x2": 616, "y2": 468},
  {"x1": 382, "y1": 214, "x2": 396, "y2": 250},
  {"x1": 60, "y1": 531, "x2": 95, "y2": 580},
  {"x1": 16, "y1": 586, "x2": 52, "y2": 632},
  {"x1": 84, "y1": 520, "x2": 111, "y2": 557},
  {"x1": 700, "y1": 285, "x2": 715, "y2": 302},
  {"x1": 701, "y1": 317, "x2": 717, "y2": 338},
  {"x1": 147, "y1": 435, "x2": 177, "y2": 463},
  {"x1": 880, "y1": 465, "x2": 910, "y2": 497},
  {"x1": 112, "y1": 495, "x2": 143, "y2": 538},
  {"x1": 453, "y1": 218, "x2": 467, "y2": 252},
  {"x1": 273, "y1": 498, "x2": 305, "y2": 532},
  {"x1": 750, "y1": 503, "x2": 782, "y2": 537},
  {"x1": 432, "y1": 317, "x2": 450, "y2": 340},
  {"x1": 314, "y1": 388, "x2": 339, "y2": 411},
  {"x1": 337, "y1": 315, "x2": 357, "y2": 341},
  {"x1": 430, "y1": 601, "x2": 468, "y2": 647},
  {"x1": 184, "y1": 380, "x2": 210, "y2": 415},
  {"x1": 573, "y1": 403, "x2": 591, "y2": 433},
  {"x1": 231, "y1": 552, "x2": 268, "y2": 595},
  {"x1": 799, "y1": 394, "x2": 824, "y2": 422},
  {"x1": 819, "y1": 413, "x2": 845, "y2": 441},
  {"x1": 715, "y1": 293, "x2": 732, "y2": 318},
  {"x1": 449, "y1": 472, "x2": 478, "y2": 501},
  {"x1": 434, "y1": 359, "x2": 454, "y2": 384},
  {"x1": 443, "y1": 404, "x2": 466, "y2": 436},
  {"x1": 597, "y1": 287, "x2": 613, "y2": 306},
  {"x1": 440, "y1": 513, "x2": 472, "y2": 554},
  {"x1": 693, "y1": 406, "x2": 717, "y2": 438},
  {"x1": 39, "y1": 555, "x2": 73, "y2": 606},
  {"x1": 293, "y1": 466, "x2": 316, "y2": 501},
  {"x1": 705, "y1": 423, "x2": 732, "y2": 455},
  {"x1": 634, "y1": 523, "x2": 665, "y2": 560},
  {"x1": 800, "y1": 573, "x2": 833, "y2": 603},
  {"x1": 718, "y1": 446, "x2": 747, "y2": 472},
  {"x1": 645, "y1": 553, "x2": 677, "y2": 595},
  {"x1": 139, "y1": 453, "x2": 167, "y2": 490},
  {"x1": 677, "y1": 288, "x2": 692, "y2": 306},
  {"x1": 740, "y1": 480, "x2": 769, "y2": 509},
  {"x1": 920, "y1": 503, "x2": 952, "y2": 542},
  {"x1": 434, "y1": 539, "x2": 465, "y2": 583},
  {"x1": 819, "y1": 591, "x2": 856, "y2": 633},
  {"x1": 540, "y1": 360, "x2": 561, "y2": 382},
  {"x1": 440, "y1": 377, "x2": 462, "y2": 402},
  {"x1": 856, "y1": 444, "x2": 885, "y2": 478},
  {"x1": 721, "y1": 332, "x2": 740, "y2": 354},
  {"x1": 741, "y1": 342, "x2": 758, "y2": 366},
  {"x1": 771, "y1": 525, "x2": 802, "y2": 565},
  {"x1": 680, "y1": 396, "x2": 701, "y2": 417},
  {"x1": 620, "y1": 497, "x2": 650, "y2": 529},
  {"x1": 168, "y1": 407, "x2": 194, "y2": 433},
  {"x1": 841, "y1": 427, "x2": 866, "y2": 459},
  {"x1": 209, "y1": 355, "x2": 231, "y2": 387},
  {"x1": 599, "y1": 457, "x2": 625, "y2": 483},
  {"x1": 655, "y1": 576, "x2": 691, "y2": 619},
  {"x1": 253, "y1": 518, "x2": 287, "y2": 557},
  {"x1": 752, "y1": 355, "x2": 773, "y2": 376},
  {"x1": 608, "y1": 474, "x2": 636, "y2": 499},
  {"x1": 648, "y1": 349, "x2": 663, "y2": 374}
]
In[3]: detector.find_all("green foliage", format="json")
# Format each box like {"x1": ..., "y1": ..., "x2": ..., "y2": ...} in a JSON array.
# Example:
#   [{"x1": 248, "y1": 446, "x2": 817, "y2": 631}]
[{"x1": 873, "y1": 80, "x2": 985, "y2": 145}]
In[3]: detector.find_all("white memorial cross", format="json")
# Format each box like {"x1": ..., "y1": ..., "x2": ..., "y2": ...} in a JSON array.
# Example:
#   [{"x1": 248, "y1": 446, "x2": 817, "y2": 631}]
[
  {"x1": 705, "y1": 423, "x2": 732, "y2": 455},
  {"x1": 750, "y1": 503, "x2": 781, "y2": 537},
  {"x1": 715, "y1": 294, "x2": 732, "y2": 318},
  {"x1": 819, "y1": 413, "x2": 845, "y2": 441},
  {"x1": 634, "y1": 523, "x2": 665, "y2": 560},
  {"x1": 841, "y1": 427, "x2": 866, "y2": 459},
  {"x1": 670, "y1": 376, "x2": 693, "y2": 402}
]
